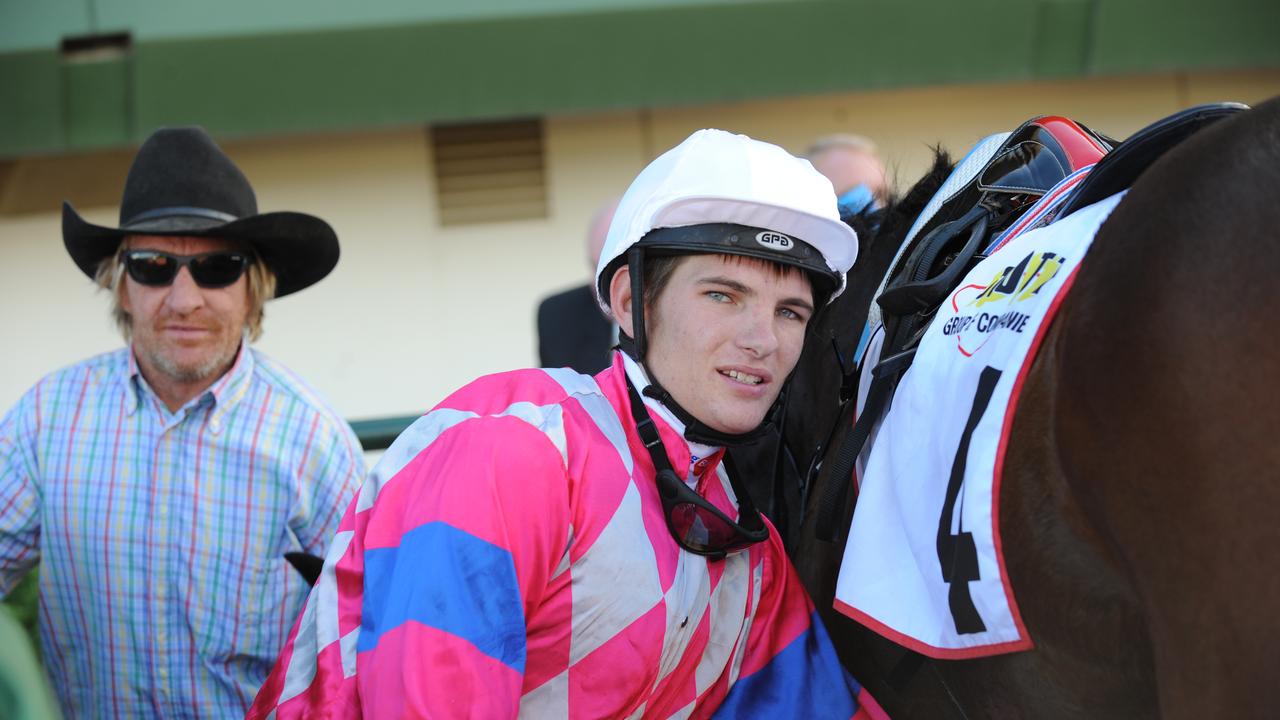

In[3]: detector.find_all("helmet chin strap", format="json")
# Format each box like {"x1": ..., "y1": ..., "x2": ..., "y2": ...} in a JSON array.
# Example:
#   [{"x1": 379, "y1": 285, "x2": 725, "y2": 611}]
[
  {"x1": 622, "y1": 247, "x2": 776, "y2": 447},
  {"x1": 616, "y1": 334, "x2": 777, "y2": 446}
]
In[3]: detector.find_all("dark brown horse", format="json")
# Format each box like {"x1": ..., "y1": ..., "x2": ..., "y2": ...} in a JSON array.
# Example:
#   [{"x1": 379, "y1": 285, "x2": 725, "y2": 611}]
[{"x1": 783, "y1": 96, "x2": 1280, "y2": 718}]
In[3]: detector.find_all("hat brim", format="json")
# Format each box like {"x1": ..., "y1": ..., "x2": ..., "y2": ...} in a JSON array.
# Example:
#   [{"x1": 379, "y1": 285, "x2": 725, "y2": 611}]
[{"x1": 62, "y1": 202, "x2": 339, "y2": 299}]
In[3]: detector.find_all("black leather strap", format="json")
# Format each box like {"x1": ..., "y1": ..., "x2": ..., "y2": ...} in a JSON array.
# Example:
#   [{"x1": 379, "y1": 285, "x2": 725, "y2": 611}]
[
  {"x1": 624, "y1": 375, "x2": 766, "y2": 530},
  {"x1": 1059, "y1": 102, "x2": 1247, "y2": 217}
]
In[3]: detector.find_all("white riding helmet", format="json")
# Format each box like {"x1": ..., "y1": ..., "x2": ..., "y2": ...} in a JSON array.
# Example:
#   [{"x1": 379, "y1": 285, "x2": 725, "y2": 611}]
[{"x1": 594, "y1": 128, "x2": 859, "y2": 317}]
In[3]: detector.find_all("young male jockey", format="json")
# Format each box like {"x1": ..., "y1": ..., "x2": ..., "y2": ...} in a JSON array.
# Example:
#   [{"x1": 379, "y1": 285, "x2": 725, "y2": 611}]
[{"x1": 249, "y1": 129, "x2": 886, "y2": 719}]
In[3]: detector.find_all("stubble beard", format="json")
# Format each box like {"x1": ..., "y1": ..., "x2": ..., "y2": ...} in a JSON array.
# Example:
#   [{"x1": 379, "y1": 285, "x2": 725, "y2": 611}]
[
  {"x1": 148, "y1": 342, "x2": 237, "y2": 383},
  {"x1": 134, "y1": 320, "x2": 243, "y2": 386}
]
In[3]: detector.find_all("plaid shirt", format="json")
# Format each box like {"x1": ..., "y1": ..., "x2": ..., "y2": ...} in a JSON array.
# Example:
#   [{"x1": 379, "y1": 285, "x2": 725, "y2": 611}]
[{"x1": 0, "y1": 345, "x2": 364, "y2": 719}]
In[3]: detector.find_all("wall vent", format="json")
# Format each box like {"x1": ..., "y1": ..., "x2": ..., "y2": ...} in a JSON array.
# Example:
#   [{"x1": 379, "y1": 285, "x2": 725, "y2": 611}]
[
  {"x1": 60, "y1": 32, "x2": 133, "y2": 63},
  {"x1": 431, "y1": 118, "x2": 547, "y2": 226}
]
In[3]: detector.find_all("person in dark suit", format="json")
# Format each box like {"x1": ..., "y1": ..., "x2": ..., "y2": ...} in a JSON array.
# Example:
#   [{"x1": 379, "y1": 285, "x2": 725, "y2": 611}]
[
  {"x1": 537, "y1": 284, "x2": 613, "y2": 374},
  {"x1": 536, "y1": 198, "x2": 619, "y2": 374}
]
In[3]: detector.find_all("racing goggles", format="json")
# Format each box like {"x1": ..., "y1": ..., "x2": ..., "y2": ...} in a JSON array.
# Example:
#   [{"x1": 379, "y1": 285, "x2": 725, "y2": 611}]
[
  {"x1": 121, "y1": 249, "x2": 252, "y2": 289},
  {"x1": 655, "y1": 466, "x2": 768, "y2": 558},
  {"x1": 627, "y1": 377, "x2": 769, "y2": 559}
]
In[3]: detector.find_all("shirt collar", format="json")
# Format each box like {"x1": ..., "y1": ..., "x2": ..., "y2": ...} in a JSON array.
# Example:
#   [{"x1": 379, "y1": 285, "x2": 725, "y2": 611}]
[
  {"x1": 123, "y1": 350, "x2": 143, "y2": 415},
  {"x1": 620, "y1": 353, "x2": 723, "y2": 477},
  {"x1": 122, "y1": 341, "x2": 254, "y2": 434},
  {"x1": 204, "y1": 342, "x2": 254, "y2": 433}
]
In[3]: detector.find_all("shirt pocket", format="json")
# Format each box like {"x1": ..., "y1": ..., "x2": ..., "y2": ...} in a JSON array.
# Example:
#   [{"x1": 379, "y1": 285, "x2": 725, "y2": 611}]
[{"x1": 180, "y1": 544, "x2": 294, "y2": 675}]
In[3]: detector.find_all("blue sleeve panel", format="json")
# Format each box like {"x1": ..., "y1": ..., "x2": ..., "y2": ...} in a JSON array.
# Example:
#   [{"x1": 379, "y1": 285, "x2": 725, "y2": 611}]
[
  {"x1": 712, "y1": 612, "x2": 862, "y2": 719},
  {"x1": 358, "y1": 521, "x2": 528, "y2": 673}
]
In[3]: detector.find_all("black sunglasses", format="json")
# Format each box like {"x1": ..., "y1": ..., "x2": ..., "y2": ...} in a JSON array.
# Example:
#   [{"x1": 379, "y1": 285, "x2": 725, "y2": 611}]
[
  {"x1": 626, "y1": 378, "x2": 769, "y2": 559},
  {"x1": 121, "y1": 249, "x2": 252, "y2": 289}
]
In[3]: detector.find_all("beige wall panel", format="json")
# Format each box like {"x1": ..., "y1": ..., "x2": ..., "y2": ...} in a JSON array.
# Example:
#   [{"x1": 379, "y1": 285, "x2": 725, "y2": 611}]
[
  {"x1": 241, "y1": 128, "x2": 442, "y2": 420},
  {"x1": 646, "y1": 72, "x2": 1244, "y2": 194},
  {"x1": 542, "y1": 111, "x2": 650, "y2": 293},
  {"x1": 0, "y1": 211, "x2": 121, "y2": 396},
  {"x1": 1182, "y1": 69, "x2": 1280, "y2": 106},
  {"x1": 248, "y1": 113, "x2": 650, "y2": 420},
  {"x1": 2, "y1": 71, "x2": 1274, "y2": 425}
]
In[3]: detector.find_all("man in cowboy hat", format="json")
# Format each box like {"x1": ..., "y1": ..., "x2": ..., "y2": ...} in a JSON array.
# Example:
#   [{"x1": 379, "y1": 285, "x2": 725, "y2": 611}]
[{"x1": 0, "y1": 127, "x2": 365, "y2": 718}]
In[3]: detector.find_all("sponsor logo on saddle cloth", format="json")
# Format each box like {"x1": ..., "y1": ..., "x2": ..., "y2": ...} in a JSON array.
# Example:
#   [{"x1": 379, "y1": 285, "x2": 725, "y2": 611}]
[{"x1": 833, "y1": 190, "x2": 1127, "y2": 658}]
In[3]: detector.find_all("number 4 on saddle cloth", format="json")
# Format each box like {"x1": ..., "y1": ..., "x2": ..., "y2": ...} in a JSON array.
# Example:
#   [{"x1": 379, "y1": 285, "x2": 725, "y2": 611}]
[{"x1": 812, "y1": 103, "x2": 1246, "y2": 658}]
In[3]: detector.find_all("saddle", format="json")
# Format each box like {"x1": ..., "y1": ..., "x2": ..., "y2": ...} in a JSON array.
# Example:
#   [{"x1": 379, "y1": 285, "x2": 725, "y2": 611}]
[
  {"x1": 812, "y1": 102, "x2": 1248, "y2": 542},
  {"x1": 875, "y1": 115, "x2": 1109, "y2": 343}
]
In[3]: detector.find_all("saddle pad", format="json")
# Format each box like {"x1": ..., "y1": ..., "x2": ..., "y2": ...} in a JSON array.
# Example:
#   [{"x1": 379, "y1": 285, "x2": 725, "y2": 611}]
[{"x1": 833, "y1": 190, "x2": 1126, "y2": 658}]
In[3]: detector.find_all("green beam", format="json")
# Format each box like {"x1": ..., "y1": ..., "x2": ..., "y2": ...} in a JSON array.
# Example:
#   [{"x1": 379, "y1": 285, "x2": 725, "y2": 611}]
[
  {"x1": 131, "y1": 1, "x2": 1044, "y2": 134},
  {"x1": 1092, "y1": 0, "x2": 1280, "y2": 73},
  {"x1": 349, "y1": 415, "x2": 419, "y2": 451},
  {"x1": 0, "y1": 0, "x2": 93, "y2": 52},
  {"x1": 63, "y1": 55, "x2": 131, "y2": 148},
  {"x1": 0, "y1": 0, "x2": 771, "y2": 51},
  {"x1": 1032, "y1": 0, "x2": 1094, "y2": 78},
  {"x1": 1, "y1": 0, "x2": 1276, "y2": 159},
  {"x1": 0, "y1": 50, "x2": 65, "y2": 155}
]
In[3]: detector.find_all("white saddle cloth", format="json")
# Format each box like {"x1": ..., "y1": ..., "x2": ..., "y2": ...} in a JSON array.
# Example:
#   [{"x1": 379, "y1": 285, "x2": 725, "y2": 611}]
[{"x1": 834, "y1": 191, "x2": 1125, "y2": 658}]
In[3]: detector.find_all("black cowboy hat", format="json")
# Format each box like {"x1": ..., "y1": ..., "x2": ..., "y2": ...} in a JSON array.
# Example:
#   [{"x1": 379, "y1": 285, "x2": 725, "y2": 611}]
[{"x1": 62, "y1": 126, "x2": 339, "y2": 298}]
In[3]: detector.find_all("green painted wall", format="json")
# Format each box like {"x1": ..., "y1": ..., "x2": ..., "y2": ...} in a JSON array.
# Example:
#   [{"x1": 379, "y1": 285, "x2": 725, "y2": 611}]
[
  {"x1": 0, "y1": 0, "x2": 772, "y2": 51},
  {"x1": 1, "y1": 0, "x2": 1277, "y2": 158}
]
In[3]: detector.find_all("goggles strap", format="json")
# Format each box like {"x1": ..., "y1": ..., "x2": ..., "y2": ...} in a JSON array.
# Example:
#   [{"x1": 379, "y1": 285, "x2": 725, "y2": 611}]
[
  {"x1": 642, "y1": 382, "x2": 772, "y2": 446},
  {"x1": 718, "y1": 450, "x2": 767, "y2": 535},
  {"x1": 624, "y1": 376, "x2": 767, "y2": 541},
  {"x1": 626, "y1": 375, "x2": 676, "y2": 476},
  {"x1": 616, "y1": 334, "x2": 772, "y2": 447}
]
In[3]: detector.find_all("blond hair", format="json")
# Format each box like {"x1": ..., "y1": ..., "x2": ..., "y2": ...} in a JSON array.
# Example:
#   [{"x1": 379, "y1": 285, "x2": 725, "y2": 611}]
[{"x1": 94, "y1": 239, "x2": 277, "y2": 342}]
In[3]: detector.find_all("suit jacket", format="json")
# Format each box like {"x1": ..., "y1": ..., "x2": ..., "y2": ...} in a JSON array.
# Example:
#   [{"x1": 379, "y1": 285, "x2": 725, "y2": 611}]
[{"x1": 536, "y1": 284, "x2": 614, "y2": 375}]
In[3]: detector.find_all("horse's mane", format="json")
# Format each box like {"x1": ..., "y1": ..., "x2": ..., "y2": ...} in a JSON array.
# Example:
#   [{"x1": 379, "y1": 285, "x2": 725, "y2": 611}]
[
  {"x1": 863, "y1": 149, "x2": 955, "y2": 260},
  {"x1": 783, "y1": 150, "x2": 959, "y2": 475}
]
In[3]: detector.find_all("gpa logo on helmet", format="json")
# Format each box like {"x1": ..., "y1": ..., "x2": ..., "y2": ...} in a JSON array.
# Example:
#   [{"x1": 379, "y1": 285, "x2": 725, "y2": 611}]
[{"x1": 755, "y1": 231, "x2": 794, "y2": 252}]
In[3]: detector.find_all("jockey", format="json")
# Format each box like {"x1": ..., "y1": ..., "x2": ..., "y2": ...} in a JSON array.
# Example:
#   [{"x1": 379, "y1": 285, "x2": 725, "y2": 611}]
[{"x1": 248, "y1": 129, "x2": 884, "y2": 719}]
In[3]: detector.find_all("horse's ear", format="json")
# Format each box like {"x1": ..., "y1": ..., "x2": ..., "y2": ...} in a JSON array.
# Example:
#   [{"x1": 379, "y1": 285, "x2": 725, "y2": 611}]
[{"x1": 608, "y1": 265, "x2": 636, "y2": 339}]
